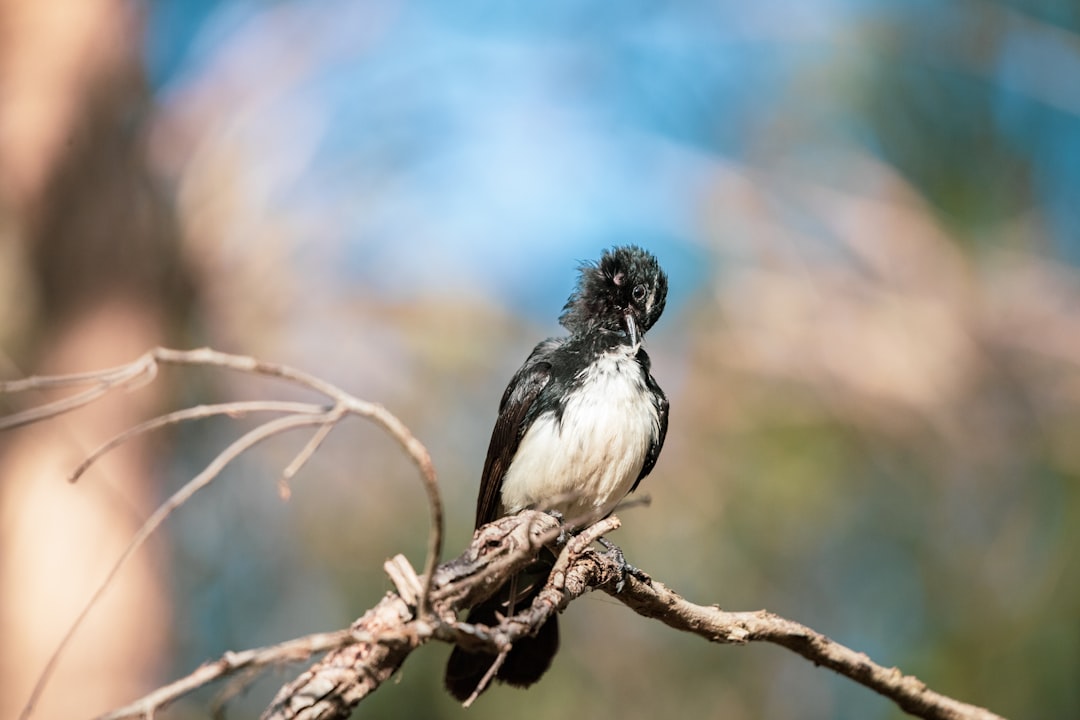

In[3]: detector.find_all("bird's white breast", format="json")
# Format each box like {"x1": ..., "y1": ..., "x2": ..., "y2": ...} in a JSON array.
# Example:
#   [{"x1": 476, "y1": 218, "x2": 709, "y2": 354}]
[{"x1": 499, "y1": 345, "x2": 660, "y2": 525}]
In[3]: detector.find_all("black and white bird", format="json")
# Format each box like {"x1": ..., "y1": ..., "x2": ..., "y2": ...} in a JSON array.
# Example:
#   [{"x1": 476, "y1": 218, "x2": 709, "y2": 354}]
[{"x1": 444, "y1": 245, "x2": 670, "y2": 702}]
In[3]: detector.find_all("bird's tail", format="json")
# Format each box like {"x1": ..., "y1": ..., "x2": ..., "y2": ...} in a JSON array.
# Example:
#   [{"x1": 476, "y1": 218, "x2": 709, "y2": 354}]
[
  {"x1": 444, "y1": 609, "x2": 559, "y2": 702},
  {"x1": 444, "y1": 555, "x2": 560, "y2": 702}
]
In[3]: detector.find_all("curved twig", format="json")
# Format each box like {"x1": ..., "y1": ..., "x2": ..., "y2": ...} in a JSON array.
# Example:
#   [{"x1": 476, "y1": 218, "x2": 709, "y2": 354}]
[
  {"x1": 17, "y1": 411, "x2": 338, "y2": 720},
  {"x1": 146, "y1": 348, "x2": 443, "y2": 614},
  {"x1": 95, "y1": 629, "x2": 359, "y2": 720},
  {"x1": 0, "y1": 356, "x2": 155, "y2": 430},
  {"x1": 4, "y1": 348, "x2": 443, "y2": 596},
  {"x1": 68, "y1": 401, "x2": 329, "y2": 483},
  {"x1": 0, "y1": 356, "x2": 154, "y2": 392},
  {"x1": 3, "y1": 348, "x2": 445, "y2": 720}
]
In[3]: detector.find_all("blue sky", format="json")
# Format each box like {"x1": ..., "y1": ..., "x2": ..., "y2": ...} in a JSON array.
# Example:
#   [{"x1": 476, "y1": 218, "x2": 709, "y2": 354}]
[{"x1": 145, "y1": 0, "x2": 1080, "y2": 310}]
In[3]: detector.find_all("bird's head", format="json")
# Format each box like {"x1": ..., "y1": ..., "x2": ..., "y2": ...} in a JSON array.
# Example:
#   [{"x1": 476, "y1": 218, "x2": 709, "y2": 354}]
[{"x1": 559, "y1": 245, "x2": 668, "y2": 346}]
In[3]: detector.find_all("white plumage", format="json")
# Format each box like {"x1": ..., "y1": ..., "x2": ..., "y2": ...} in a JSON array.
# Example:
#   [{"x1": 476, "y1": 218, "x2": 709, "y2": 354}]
[{"x1": 498, "y1": 343, "x2": 660, "y2": 524}]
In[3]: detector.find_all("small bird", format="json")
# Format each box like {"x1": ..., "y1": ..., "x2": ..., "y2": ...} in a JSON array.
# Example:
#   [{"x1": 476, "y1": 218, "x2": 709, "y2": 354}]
[{"x1": 444, "y1": 245, "x2": 670, "y2": 702}]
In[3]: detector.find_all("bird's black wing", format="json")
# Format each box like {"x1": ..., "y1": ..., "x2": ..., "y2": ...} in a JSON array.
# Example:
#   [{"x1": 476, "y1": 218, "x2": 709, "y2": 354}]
[
  {"x1": 631, "y1": 347, "x2": 669, "y2": 494},
  {"x1": 474, "y1": 341, "x2": 557, "y2": 528}
]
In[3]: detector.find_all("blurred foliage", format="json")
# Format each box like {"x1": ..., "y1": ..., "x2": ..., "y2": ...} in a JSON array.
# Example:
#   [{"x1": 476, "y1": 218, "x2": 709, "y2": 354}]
[{"x1": 7, "y1": 0, "x2": 1080, "y2": 718}]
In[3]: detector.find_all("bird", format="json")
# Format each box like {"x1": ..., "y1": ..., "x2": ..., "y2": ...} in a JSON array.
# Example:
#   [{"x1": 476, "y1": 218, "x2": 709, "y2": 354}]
[{"x1": 444, "y1": 245, "x2": 670, "y2": 702}]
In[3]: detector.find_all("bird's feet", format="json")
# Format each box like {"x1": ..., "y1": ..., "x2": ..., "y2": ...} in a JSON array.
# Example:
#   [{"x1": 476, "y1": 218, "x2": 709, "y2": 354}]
[
  {"x1": 544, "y1": 509, "x2": 568, "y2": 545},
  {"x1": 597, "y1": 537, "x2": 651, "y2": 592}
]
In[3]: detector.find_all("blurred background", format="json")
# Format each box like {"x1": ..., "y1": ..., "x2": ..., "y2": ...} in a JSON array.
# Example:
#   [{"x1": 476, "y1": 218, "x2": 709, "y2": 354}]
[{"x1": 1, "y1": 0, "x2": 1078, "y2": 718}]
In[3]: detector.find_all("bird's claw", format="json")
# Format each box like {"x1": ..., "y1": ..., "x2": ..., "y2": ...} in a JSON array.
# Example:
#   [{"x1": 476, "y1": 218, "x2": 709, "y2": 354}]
[
  {"x1": 545, "y1": 509, "x2": 568, "y2": 545},
  {"x1": 597, "y1": 537, "x2": 651, "y2": 592}
]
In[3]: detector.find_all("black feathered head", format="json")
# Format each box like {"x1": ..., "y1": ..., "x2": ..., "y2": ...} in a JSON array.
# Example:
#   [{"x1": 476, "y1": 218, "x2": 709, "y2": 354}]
[{"x1": 559, "y1": 245, "x2": 668, "y2": 344}]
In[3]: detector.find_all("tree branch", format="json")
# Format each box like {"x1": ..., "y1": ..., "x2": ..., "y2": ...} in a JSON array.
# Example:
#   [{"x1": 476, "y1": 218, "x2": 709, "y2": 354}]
[
  {"x1": 601, "y1": 574, "x2": 1005, "y2": 720},
  {"x1": 96, "y1": 511, "x2": 1006, "y2": 720}
]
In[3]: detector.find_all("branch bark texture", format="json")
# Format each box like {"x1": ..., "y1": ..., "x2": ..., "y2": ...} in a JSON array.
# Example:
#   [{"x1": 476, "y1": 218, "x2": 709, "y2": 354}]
[{"x1": 251, "y1": 512, "x2": 1005, "y2": 720}]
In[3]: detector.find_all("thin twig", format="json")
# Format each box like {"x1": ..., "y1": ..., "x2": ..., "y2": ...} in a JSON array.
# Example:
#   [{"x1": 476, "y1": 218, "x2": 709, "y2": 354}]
[
  {"x1": 2, "y1": 348, "x2": 443, "y2": 615},
  {"x1": 18, "y1": 411, "x2": 338, "y2": 720},
  {"x1": 277, "y1": 405, "x2": 345, "y2": 498},
  {"x1": 68, "y1": 401, "x2": 329, "y2": 483},
  {"x1": 462, "y1": 648, "x2": 509, "y2": 708},
  {"x1": 3, "y1": 348, "x2": 444, "y2": 720},
  {"x1": 211, "y1": 665, "x2": 265, "y2": 720},
  {"x1": 146, "y1": 348, "x2": 443, "y2": 616},
  {"x1": 0, "y1": 356, "x2": 154, "y2": 392},
  {"x1": 0, "y1": 357, "x2": 155, "y2": 430},
  {"x1": 384, "y1": 555, "x2": 424, "y2": 608},
  {"x1": 95, "y1": 629, "x2": 357, "y2": 720}
]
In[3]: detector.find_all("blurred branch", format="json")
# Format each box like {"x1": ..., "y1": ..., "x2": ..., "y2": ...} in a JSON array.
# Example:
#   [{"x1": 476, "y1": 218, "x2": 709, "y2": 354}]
[
  {"x1": 94, "y1": 630, "x2": 359, "y2": 720},
  {"x1": 0, "y1": 347, "x2": 442, "y2": 720},
  {"x1": 69, "y1": 400, "x2": 330, "y2": 484}
]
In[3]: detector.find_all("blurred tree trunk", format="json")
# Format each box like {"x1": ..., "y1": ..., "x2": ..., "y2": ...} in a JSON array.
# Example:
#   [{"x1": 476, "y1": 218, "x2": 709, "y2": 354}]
[{"x1": 0, "y1": 1, "x2": 194, "y2": 718}]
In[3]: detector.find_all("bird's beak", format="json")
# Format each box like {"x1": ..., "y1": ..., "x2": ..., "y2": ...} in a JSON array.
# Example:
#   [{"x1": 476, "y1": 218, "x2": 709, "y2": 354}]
[{"x1": 624, "y1": 313, "x2": 639, "y2": 347}]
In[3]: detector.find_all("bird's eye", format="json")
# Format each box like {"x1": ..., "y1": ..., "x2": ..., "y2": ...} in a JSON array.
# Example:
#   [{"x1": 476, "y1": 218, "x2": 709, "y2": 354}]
[{"x1": 632, "y1": 284, "x2": 647, "y2": 302}]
